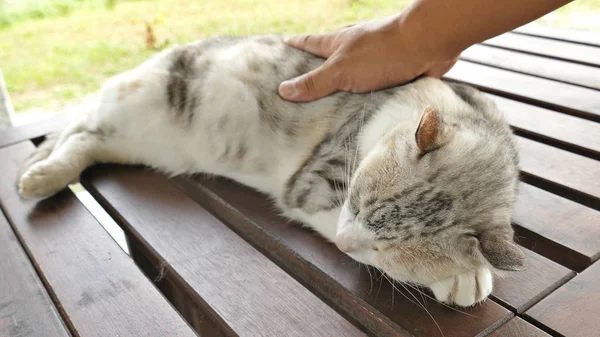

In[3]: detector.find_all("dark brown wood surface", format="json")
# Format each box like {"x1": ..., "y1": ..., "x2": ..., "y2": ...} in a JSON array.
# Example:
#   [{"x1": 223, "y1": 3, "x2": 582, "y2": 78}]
[
  {"x1": 0, "y1": 142, "x2": 197, "y2": 337},
  {"x1": 487, "y1": 317, "x2": 551, "y2": 337},
  {"x1": 492, "y1": 95, "x2": 600, "y2": 159},
  {"x1": 517, "y1": 136, "x2": 600, "y2": 210},
  {"x1": 513, "y1": 183, "x2": 600, "y2": 271},
  {"x1": 0, "y1": 213, "x2": 70, "y2": 337},
  {"x1": 445, "y1": 61, "x2": 600, "y2": 122},
  {"x1": 172, "y1": 175, "x2": 515, "y2": 337},
  {"x1": 461, "y1": 44, "x2": 600, "y2": 90},
  {"x1": 490, "y1": 248, "x2": 573, "y2": 313},
  {"x1": 483, "y1": 32, "x2": 600, "y2": 67},
  {"x1": 82, "y1": 166, "x2": 366, "y2": 337},
  {"x1": 525, "y1": 260, "x2": 600, "y2": 337}
]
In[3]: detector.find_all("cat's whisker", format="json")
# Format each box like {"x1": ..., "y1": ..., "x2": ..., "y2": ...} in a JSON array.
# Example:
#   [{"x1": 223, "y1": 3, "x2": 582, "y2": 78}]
[
  {"x1": 363, "y1": 265, "x2": 374, "y2": 294},
  {"x1": 396, "y1": 282, "x2": 446, "y2": 337},
  {"x1": 380, "y1": 272, "x2": 424, "y2": 316},
  {"x1": 405, "y1": 283, "x2": 476, "y2": 317}
]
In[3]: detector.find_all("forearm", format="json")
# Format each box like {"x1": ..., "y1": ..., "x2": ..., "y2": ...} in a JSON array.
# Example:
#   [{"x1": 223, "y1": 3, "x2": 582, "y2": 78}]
[{"x1": 396, "y1": 0, "x2": 573, "y2": 61}]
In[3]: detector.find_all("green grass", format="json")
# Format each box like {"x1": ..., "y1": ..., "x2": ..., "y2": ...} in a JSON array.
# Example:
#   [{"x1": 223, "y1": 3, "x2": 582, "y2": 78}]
[{"x1": 1, "y1": 0, "x2": 598, "y2": 113}]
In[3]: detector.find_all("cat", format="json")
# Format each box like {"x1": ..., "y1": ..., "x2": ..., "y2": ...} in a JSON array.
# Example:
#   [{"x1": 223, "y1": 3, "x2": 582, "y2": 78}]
[{"x1": 18, "y1": 35, "x2": 526, "y2": 307}]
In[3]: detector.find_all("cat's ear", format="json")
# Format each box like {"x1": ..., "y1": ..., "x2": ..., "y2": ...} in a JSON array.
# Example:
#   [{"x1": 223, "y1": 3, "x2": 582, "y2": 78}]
[
  {"x1": 478, "y1": 228, "x2": 527, "y2": 271},
  {"x1": 415, "y1": 106, "x2": 455, "y2": 154}
]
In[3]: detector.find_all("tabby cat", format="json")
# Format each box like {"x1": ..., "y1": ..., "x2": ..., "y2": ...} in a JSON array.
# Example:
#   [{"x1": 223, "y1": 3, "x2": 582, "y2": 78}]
[{"x1": 18, "y1": 35, "x2": 526, "y2": 307}]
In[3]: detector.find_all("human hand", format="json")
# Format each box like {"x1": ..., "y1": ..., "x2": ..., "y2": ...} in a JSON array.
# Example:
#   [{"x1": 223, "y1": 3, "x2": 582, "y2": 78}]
[{"x1": 278, "y1": 15, "x2": 459, "y2": 102}]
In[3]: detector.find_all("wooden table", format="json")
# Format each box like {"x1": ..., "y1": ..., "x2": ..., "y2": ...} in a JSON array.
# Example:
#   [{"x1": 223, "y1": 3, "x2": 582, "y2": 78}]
[{"x1": 1, "y1": 26, "x2": 599, "y2": 337}]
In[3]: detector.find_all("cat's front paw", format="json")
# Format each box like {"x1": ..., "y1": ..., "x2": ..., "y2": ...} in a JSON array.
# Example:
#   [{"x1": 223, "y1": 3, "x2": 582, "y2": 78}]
[
  {"x1": 18, "y1": 161, "x2": 73, "y2": 199},
  {"x1": 427, "y1": 267, "x2": 493, "y2": 307}
]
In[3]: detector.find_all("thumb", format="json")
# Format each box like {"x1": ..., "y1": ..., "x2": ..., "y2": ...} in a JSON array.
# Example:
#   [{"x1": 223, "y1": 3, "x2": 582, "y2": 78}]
[{"x1": 279, "y1": 64, "x2": 338, "y2": 102}]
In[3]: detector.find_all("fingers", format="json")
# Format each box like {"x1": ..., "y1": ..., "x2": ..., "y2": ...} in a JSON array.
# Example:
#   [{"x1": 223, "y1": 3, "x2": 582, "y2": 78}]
[
  {"x1": 284, "y1": 33, "x2": 337, "y2": 58},
  {"x1": 279, "y1": 63, "x2": 339, "y2": 102}
]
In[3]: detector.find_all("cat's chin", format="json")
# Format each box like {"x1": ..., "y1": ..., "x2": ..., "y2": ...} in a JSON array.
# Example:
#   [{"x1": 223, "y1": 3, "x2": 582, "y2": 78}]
[{"x1": 345, "y1": 249, "x2": 376, "y2": 266}]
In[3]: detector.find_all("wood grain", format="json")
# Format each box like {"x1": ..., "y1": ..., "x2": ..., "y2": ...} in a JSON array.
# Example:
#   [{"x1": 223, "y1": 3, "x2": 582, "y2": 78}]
[
  {"x1": 483, "y1": 32, "x2": 600, "y2": 67},
  {"x1": 513, "y1": 183, "x2": 600, "y2": 271},
  {"x1": 82, "y1": 166, "x2": 366, "y2": 337},
  {"x1": 491, "y1": 95, "x2": 600, "y2": 160},
  {"x1": 487, "y1": 317, "x2": 551, "y2": 337},
  {"x1": 461, "y1": 44, "x2": 600, "y2": 90},
  {"x1": 444, "y1": 61, "x2": 600, "y2": 122},
  {"x1": 0, "y1": 213, "x2": 70, "y2": 337},
  {"x1": 173, "y1": 175, "x2": 513, "y2": 337},
  {"x1": 517, "y1": 136, "x2": 600, "y2": 210},
  {"x1": 525, "y1": 260, "x2": 600, "y2": 337},
  {"x1": 490, "y1": 248, "x2": 574, "y2": 313},
  {"x1": 0, "y1": 142, "x2": 197, "y2": 337}
]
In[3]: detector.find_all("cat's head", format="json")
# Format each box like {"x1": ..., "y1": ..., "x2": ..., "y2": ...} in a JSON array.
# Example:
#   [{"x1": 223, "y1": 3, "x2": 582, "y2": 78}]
[{"x1": 336, "y1": 80, "x2": 525, "y2": 306}]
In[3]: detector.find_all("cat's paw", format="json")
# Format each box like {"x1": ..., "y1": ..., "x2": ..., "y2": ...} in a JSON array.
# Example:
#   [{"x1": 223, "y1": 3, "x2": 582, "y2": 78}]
[
  {"x1": 18, "y1": 161, "x2": 73, "y2": 199},
  {"x1": 427, "y1": 267, "x2": 493, "y2": 307}
]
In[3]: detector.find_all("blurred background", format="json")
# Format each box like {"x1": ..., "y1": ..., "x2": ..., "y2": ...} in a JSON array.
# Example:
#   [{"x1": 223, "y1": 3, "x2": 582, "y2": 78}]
[{"x1": 1, "y1": 0, "x2": 599, "y2": 118}]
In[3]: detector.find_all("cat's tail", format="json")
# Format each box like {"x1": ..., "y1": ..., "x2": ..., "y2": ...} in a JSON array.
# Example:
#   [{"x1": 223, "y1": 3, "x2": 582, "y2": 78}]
[{"x1": 18, "y1": 109, "x2": 130, "y2": 199}]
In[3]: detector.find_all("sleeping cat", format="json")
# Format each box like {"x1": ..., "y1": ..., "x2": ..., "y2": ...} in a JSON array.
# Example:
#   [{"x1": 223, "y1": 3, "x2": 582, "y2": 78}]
[{"x1": 18, "y1": 35, "x2": 526, "y2": 307}]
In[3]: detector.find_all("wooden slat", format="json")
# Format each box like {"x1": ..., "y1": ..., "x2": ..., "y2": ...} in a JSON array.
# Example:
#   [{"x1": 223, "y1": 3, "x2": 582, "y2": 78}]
[
  {"x1": 172, "y1": 175, "x2": 513, "y2": 337},
  {"x1": 487, "y1": 317, "x2": 551, "y2": 337},
  {"x1": 444, "y1": 61, "x2": 600, "y2": 122},
  {"x1": 82, "y1": 167, "x2": 366, "y2": 337},
  {"x1": 461, "y1": 44, "x2": 600, "y2": 90},
  {"x1": 483, "y1": 32, "x2": 600, "y2": 67},
  {"x1": 517, "y1": 136, "x2": 600, "y2": 210},
  {"x1": 0, "y1": 214, "x2": 70, "y2": 337},
  {"x1": 0, "y1": 112, "x2": 72, "y2": 149},
  {"x1": 0, "y1": 142, "x2": 197, "y2": 337},
  {"x1": 491, "y1": 248, "x2": 574, "y2": 313},
  {"x1": 182, "y1": 176, "x2": 573, "y2": 316},
  {"x1": 525, "y1": 260, "x2": 600, "y2": 337},
  {"x1": 491, "y1": 95, "x2": 600, "y2": 160},
  {"x1": 513, "y1": 183, "x2": 600, "y2": 271},
  {"x1": 514, "y1": 24, "x2": 600, "y2": 47}
]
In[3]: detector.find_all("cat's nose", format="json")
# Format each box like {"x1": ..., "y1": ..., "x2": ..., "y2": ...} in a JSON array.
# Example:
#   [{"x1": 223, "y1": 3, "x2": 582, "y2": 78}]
[{"x1": 335, "y1": 233, "x2": 358, "y2": 253}]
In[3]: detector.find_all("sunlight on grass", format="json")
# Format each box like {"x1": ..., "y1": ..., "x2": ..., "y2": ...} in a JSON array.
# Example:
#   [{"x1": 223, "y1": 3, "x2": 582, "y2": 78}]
[{"x1": 0, "y1": 0, "x2": 598, "y2": 113}]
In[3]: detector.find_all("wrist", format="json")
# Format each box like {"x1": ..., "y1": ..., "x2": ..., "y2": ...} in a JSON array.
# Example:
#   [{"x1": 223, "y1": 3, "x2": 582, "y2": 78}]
[{"x1": 392, "y1": 3, "x2": 468, "y2": 65}]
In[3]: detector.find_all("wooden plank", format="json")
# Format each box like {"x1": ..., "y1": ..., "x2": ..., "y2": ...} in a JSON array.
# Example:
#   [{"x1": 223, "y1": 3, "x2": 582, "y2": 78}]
[
  {"x1": 491, "y1": 248, "x2": 574, "y2": 313},
  {"x1": 182, "y1": 177, "x2": 573, "y2": 316},
  {"x1": 517, "y1": 137, "x2": 600, "y2": 210},
  {"x1": 525, "y1": 260, "x2": 600, "y2": 337},
  {"x1": 483, "y1": 32, "x2": 600, "y2": 67},
  {"x1": 82, "y1": 166, "x2": 366, "y2": 337},
  {"x1": 0, "y1": 112, "x2": 72, "y2": 149},
  {"x1": 487, "y1": 317, "x2": 551, "y2": 337},
  {"x1": 0, "y1": 214, "x2": 70, "y2": 337},
  {"x1": 461, "y1": 44, "x2": 600, "y2": 90},
  {"x1": 513, "y1": 183, "x2": 600, "y2": 272},
  {"x1": 172, "y1": 175, "x2": 513, "y2": 337},
  {"x1": 491, "y1": 95, "x2": 600, "y2": 160},
  {"x1": 0, "y1": 142, "x2": 197, "y2": 337},
  {"x1": 514, "y1": 24, "x2": 600, "y2": 47},
  {"x1": 444, "y1": 61, "x2": 600, "y2": 122}
]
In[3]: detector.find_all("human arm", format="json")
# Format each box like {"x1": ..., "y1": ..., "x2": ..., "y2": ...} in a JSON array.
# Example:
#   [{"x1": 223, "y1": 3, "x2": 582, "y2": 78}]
[{"x1": 278, "y1": 0, "x2": 573, "y2": 102}]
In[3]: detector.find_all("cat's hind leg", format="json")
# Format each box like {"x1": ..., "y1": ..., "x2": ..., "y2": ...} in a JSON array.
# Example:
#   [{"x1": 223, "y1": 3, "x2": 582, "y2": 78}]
[{"x1": 18, "y1": 124, "x2": 130, "y2": 199}]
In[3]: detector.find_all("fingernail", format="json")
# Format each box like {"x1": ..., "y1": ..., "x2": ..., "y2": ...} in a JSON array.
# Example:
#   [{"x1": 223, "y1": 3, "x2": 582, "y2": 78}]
[{"x1": 279, "y1": 81, "x2": 299, "y2": 99}]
